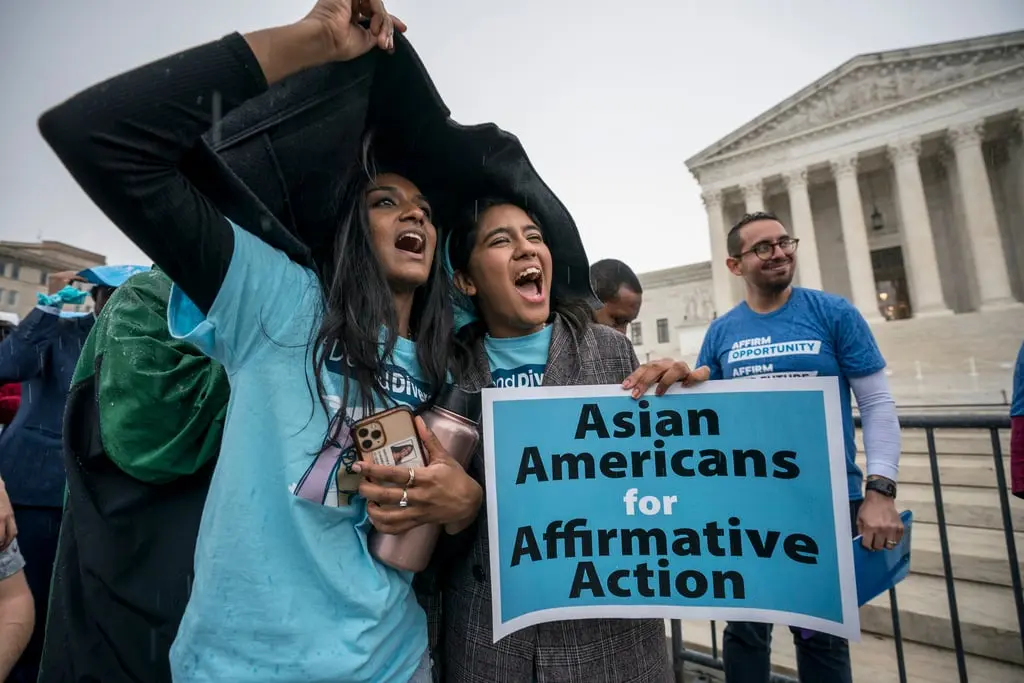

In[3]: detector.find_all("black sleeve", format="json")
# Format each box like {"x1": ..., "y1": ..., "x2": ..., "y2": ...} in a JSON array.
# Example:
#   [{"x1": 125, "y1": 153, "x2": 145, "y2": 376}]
[{"x1": 38, "y1": 33, "x2": 269, "y2": 314}]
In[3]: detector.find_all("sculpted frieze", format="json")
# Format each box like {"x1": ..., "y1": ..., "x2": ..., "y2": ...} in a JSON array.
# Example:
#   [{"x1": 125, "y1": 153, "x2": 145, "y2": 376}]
[
  {"x1": 676, "y1": 285, "x2": 715, "y2": 324},
  {"x1": 714, "y1": 47, "x2": 1024, "y2": 155}
]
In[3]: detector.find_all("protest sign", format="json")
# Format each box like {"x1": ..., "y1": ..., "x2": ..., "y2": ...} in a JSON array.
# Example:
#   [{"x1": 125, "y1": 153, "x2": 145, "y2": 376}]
[{"x1": 481, "y1": 377, "x2": 859, "y2": 643}]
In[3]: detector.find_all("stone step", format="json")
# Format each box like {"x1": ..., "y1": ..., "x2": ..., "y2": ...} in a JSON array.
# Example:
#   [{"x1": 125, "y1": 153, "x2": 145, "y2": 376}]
[
  {"x1": 853, "y1": 453, "x2": 1011, "y2": 490},
  {"x1": 671, "y1": 619, "x2": 1024, "y2": 682},
  {"x1": 870, "y1": 309, "x2": 1024, "y2": 344},
  {"x1": 887, "y1": 387, "x2": 1012, "y2": 406},
  {"x1": 862, "y1": 573, "x2": 1023, "y2": 665},
  {"x1": 897, "y1": 454, "x2": 1009, "y2": 489},
  {"x1": 865, "y1": 308, "x2": 1022, "y2": 404},
  {"x1": 910, "y1": 522, "x2": 1024, "y2": 588},
  {"x1": 856, "y1": 430, "x2": 1010, "y2": 457},
  {"x1": 887, "y1": 385, "x2": 1013, "y2": 407},
  {"x1": 898, "y1": 483, "x2": 1023, "y2": 531}
]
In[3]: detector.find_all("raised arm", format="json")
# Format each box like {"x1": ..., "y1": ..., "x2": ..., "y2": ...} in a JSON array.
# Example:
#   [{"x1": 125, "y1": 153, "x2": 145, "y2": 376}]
[{"x1": 38, "y1": 1, "x2": 401, "y2": 314}]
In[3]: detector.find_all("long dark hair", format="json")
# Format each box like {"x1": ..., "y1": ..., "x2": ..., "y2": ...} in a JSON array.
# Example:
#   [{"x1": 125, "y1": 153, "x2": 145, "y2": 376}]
[
  {"x1": 308, "y1": 134, "x2": 453, "y2": 419},
  {"x1": 447, "y1": 197, "x2": 591, "y2": 375}
]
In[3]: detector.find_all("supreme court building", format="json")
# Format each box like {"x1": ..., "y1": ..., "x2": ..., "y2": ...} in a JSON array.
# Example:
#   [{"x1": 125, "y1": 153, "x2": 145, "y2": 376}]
[{"x1": 686, "y1": 30, "x2": 1024, "y2": 324}]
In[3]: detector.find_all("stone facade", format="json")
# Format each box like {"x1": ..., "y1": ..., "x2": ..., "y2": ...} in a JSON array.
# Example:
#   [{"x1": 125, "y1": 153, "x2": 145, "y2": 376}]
[{"x1": 629, "y1": 263, "x2": 715, "y2": 362}]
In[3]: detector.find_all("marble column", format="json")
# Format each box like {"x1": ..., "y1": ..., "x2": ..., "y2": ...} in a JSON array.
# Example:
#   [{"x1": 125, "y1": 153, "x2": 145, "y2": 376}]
[
  {"x1": 831, "y1": 155, "x2": 884, "y2": 322},
  {"x1": 1017, "y1": 109, "x2": 1024, "y2": 212},
  {"x1": 702, "y1": 189, "x2": 734, "y2": 317},
  {"x1": 937, "y1": 148, "x2": 979, "y2": 311},
  {"x1": 782, "y1": 169, "x2": 823, "y2": 290},
  {"x1": 948, "y1": 121, "x2": 1017, "y2": 310},
  {"x1": 887, "y1": 139, "x2": 953, "y2": 317},
  {"x1": 736, "y1": 183, "x2": 766, "y2": 302},
  {"x1": 742, "y1": 181, "x2": 765, "y2": 214}
]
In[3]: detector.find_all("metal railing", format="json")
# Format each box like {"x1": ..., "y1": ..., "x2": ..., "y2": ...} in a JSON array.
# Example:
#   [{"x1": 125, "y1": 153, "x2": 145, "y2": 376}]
[{"x1": 670, "y1": 413, "x2": 1021, "y2": 683}]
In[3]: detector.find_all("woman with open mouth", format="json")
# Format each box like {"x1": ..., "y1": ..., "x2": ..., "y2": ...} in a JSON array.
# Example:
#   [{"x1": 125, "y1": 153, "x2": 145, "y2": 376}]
[
  {"x1": 36, "y1": 1, "x2": 483, "y2": 682},
  {"x1": 404, "y1": 196, "x2": 709, "y2": 682}
]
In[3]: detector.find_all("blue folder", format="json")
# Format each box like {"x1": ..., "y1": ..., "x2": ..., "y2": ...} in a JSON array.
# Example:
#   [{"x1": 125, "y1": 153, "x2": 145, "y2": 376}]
[{"x1": 853, "y1": 509, "x2": 914, "y2": 606}]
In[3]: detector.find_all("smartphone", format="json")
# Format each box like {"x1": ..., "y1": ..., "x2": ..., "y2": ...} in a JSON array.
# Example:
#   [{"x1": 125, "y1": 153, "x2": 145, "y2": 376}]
[{"x1": 351, "y1": 406, "x2": 428, "y2": 485}]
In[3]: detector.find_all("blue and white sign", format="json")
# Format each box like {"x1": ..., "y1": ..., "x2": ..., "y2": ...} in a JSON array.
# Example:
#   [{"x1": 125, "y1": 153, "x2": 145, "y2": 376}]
[{"x1": 481, "y1": 377, "x2": 859, "y2": 642}]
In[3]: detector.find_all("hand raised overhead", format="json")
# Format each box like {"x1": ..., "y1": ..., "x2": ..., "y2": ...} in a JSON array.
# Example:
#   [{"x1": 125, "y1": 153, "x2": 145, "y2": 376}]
[{"x1": 303, "y1": 0, "x2": 407, "y2": 59}]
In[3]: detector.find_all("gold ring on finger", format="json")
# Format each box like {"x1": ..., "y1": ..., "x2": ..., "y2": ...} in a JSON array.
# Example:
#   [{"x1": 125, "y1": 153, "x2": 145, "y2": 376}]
[
  {"x1": 398, "y1": 488, "x2": 409, "y2": 508},
  {"x1": 406, "y1": 468, "x2": 415, "y2": 487},
  {"x1": 885, "y1": 539, "x2": 897, "y2": 547}
]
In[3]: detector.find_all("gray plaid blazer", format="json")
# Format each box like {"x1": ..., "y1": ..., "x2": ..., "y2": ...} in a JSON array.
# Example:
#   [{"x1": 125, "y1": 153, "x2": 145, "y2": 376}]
[{"x1": 419, "y1": 314, "x2": 672, "y2": 683}]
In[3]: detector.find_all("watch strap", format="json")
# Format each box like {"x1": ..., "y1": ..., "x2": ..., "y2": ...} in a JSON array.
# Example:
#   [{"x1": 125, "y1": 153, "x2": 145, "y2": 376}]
[{"x1": 866, "y1": 477, "x2": 897, "y2": 498}]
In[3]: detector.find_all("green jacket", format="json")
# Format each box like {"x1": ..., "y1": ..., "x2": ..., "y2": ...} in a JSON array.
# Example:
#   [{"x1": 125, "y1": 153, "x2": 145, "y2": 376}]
[{"x1": 70, "y1": 267, "x2": 229, "y2": 482}]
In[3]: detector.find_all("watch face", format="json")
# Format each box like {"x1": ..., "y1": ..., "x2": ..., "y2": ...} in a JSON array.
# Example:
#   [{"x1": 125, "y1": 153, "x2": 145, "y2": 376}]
[{"x1": 869, "y1": 479, "x2": 896, "y2": 496}]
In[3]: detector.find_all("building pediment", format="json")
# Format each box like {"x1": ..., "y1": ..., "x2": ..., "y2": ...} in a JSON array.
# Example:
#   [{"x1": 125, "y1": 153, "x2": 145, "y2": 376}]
[{"x1": 686, "y1": 31, "x2": 1024, "y2": 170}]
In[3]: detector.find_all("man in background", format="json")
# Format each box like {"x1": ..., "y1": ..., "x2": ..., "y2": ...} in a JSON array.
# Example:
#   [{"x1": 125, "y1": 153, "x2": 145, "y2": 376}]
[
  {"x1": 590, "y1": 258, "x2": 643, "y2": 335},
  {"x1": 697, "y1": 211, "x2": 903, "y2": 683}
]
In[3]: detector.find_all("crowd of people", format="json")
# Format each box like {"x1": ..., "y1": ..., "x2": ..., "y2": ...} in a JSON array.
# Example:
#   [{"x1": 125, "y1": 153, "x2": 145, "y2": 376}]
[{"x1": 0, "y1": 1, "x2": 1019, "y2": 682}]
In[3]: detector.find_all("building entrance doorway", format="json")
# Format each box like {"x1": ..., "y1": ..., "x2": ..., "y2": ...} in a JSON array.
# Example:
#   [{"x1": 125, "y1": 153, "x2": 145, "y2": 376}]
[{"x1": 871, "y1": 246, "x2": 912, "y2": 320}]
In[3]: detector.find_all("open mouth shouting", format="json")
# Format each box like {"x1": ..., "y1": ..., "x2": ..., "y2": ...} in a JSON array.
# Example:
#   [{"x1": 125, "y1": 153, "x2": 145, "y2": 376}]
[
  {"x1": 513, "y1": 265, "x2": 546, "y2": 304},
  {"x1": 395, "y1": 229, "x2": 427, "y2": 258}
]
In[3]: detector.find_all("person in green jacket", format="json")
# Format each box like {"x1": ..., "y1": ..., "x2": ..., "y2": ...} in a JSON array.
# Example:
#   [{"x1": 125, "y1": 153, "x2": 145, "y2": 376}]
[{"x1": 38, "y1": 266, "x2": 231, "y2": 683}]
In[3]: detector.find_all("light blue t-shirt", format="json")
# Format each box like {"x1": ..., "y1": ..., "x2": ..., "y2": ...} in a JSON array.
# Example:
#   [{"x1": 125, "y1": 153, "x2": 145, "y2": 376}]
[
  {"x1": 1012, "y1": 341, "x2": 1024, "y2": 418},
  {"x1": 696, "y1": 287, "x2": 886, "y2": 501},
  {"x1": 166, "y1": 223, "x2": 429, "y2": 683},
  {"x1": 486, "y1": 325, "x2": 553, "y2": 388}
]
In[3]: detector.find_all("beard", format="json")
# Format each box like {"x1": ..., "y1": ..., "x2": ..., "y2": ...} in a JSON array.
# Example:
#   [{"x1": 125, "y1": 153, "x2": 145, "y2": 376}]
[
  {"x1": 756, "y1": 259, "x2": 795, "y2": 293},
  {"x1": 762, "y1": 278, "x2": 791, "y2": 294}
]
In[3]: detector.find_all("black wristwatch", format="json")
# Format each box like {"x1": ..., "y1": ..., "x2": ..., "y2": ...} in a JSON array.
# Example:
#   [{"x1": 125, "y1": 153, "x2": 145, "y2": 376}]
[{"x1": 865, "y1": 477, "x2": 897, "y2": 499}]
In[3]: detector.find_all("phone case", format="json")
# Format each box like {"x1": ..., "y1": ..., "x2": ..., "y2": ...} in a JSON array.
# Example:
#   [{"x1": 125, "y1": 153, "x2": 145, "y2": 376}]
[{"x1": 352, "y1": 406, "x2": 428, "y2": 486}]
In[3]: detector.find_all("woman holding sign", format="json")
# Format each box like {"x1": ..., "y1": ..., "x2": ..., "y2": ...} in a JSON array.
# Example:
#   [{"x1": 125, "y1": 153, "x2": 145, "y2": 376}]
[{"x1": 382, "y1": 195, "x2": 706, "y2": 682}]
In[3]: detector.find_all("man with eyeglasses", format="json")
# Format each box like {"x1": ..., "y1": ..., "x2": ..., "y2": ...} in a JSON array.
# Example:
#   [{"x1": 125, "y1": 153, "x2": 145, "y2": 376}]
[{"x1": 696, "y1": 211, "x2": 902, "y2": 683}]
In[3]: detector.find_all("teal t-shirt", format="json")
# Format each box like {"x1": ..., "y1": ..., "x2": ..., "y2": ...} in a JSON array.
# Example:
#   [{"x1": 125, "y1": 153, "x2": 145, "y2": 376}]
[
  {"x1": 485, "y1": 325, "x2": 553, "y2": 388},
  {"x1": 166, "y1": 222, "x2": 428, "y2": 683}
]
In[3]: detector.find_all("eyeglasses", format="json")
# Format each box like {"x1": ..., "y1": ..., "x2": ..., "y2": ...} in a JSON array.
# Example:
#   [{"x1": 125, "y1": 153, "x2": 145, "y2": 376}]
[{"x1": 735, "y1": 237, "x2": 800, "y2": 261}]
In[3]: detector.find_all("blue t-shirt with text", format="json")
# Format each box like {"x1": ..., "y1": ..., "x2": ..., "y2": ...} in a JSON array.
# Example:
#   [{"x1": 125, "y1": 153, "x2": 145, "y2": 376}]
[
  {"x1": 1012, "y1": 341, "x2": 1024, "y2": 418},
  {"x1": 696, "y1": 287, "x2": 886, "y2": 500},
  {"x1": 486, "y1": 325, "x2": 553, "y2": 388},
  {"x1": 166, "y1": 223, "x2": 428, "y2": 683}
]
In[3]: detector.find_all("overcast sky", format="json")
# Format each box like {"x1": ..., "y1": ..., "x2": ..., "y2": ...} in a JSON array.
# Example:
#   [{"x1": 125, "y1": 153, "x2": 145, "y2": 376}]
[{"x1": 2, "y1": 1, "x2": 1022, "y2": 275}]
